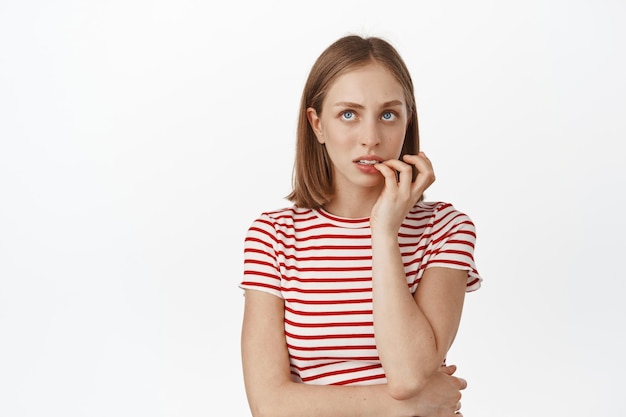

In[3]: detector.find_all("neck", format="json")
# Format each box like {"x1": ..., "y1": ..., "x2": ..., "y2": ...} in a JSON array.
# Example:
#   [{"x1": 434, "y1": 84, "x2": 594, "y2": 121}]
[{"x1": 322, "y1": 186, "x2": 382, "y2": 219}]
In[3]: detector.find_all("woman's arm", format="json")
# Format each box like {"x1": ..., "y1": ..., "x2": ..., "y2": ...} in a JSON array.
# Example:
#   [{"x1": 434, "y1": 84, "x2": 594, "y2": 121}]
[
  {"x1": 371, "y1": 154, "x2": 468, "y2": 399},
  {"x1": 371, "y1": 243, "x2": 467, "y2": 399},
  {"x1": 241, "y1": 289, "x2": 466, "y2": 417}
]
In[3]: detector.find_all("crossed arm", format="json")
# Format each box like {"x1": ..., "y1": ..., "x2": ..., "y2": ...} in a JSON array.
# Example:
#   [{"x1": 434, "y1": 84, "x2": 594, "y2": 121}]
[
  {"x1": 242, "y1": 153, "x2": 470, "y2": 416},
  {"x1": 241, "y1": 266, "x2": 468, "y2": 417},
  {"x1": 370, "y1": 153, "x2": 469, "y2": 401},
  {"x1": 372, "y1": 248, "x2": 468, "y2": 399}
]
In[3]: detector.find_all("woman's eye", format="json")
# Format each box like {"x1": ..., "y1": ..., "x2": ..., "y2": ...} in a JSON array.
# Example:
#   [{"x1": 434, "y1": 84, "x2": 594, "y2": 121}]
[
  {"x1": 381, "y1": 111, "x2": 396, "y2": 121},
  {"x1": 341, "y1": 111, "x2": 354, "y2": 120}
]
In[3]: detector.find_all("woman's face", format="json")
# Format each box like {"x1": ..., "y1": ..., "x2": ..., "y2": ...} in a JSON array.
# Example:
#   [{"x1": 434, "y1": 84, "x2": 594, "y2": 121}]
[{"x1": 307, "y1": 62, "x2": 409, "y2": 196}]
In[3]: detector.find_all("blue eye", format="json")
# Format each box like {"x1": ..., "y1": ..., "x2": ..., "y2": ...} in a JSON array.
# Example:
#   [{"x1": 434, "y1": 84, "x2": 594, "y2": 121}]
[
  {"x1": 382, "y1": 111, "x2": 396, "y2": 121},
  {"x1": 341, "y1": 111, "x2": 354, "y2": 120}
]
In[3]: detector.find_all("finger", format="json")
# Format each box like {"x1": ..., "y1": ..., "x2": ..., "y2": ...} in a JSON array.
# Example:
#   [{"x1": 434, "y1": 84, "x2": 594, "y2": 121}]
[
  {"x1": 379, "y1": 159, "x2": 413, "y2": 191},
  {"x1": 403, "y1": 151, "x2": 431, "y2": 162},
  {"x1": 403, "y1": 153, "x2": 435, "y2": 198},
  {"x1": 439, "y1": 364, "x2": 457, "y2": 375},
  {"x1": 402, "y1": 153, "x2": 435, "y2": 180},
  {"x1": 374, "y1": 162, "x2": 400, "y2": 189},
  {"x1": 457, "y1": 377, "x2": 468, "y2": 390},
  {"x1": 402, "y1": 151, "x2": 431, "y2": 166}
]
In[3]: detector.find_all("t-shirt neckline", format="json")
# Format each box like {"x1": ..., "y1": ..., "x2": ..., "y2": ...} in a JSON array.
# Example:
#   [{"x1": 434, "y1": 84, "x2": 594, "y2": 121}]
[{"x1": 313, "y1": 208, "x2": 371, "y2": 229}]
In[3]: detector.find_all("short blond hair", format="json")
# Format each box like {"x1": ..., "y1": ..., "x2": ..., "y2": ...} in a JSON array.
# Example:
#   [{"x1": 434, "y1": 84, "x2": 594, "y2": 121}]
[{"x1": 286, "y1": 35, "x2": 420, "y2": 208}]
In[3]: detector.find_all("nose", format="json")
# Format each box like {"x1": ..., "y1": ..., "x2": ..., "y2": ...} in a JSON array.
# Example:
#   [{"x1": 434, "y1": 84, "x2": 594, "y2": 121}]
[{"x1": 360, "y1": 118, "x2": 381, "y2": 148}]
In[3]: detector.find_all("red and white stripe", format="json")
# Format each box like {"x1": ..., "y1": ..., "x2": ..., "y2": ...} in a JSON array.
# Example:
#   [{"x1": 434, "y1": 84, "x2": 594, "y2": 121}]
[{"x1": 241, "y1": 201, "x2": 481, "y2": 386}]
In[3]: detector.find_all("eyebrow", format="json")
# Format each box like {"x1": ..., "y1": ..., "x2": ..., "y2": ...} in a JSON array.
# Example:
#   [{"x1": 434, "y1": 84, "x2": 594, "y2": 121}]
[{"x1": 332, "y1": 100, "x2": 404, "y2": 109}]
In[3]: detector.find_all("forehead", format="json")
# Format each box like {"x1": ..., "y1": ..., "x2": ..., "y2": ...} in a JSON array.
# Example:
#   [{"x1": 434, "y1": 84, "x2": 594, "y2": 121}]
[{"x1": 324, "y1": 62, "x2": 405, "y2": 104}]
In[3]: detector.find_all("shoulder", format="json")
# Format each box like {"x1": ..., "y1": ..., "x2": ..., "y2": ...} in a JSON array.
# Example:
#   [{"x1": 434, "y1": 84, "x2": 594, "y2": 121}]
[
  {"x1": 411, "y1": 202, "x2": 482, "y2": 291},
  {"x1": 247, "y1": 206, "x2": 318, "y2": 234},
  {"x1": 249, "y1": 206, "x2": 316, "y2": 226},
  {"x1": 408, "y1": 201, "x2": 476, "y2": 235}
]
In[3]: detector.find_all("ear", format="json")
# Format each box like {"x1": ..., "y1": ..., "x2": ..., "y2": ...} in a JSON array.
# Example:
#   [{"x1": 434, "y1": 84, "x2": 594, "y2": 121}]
[{"x1": 307, "y1": 107, "x2": 325, "y2": 144}]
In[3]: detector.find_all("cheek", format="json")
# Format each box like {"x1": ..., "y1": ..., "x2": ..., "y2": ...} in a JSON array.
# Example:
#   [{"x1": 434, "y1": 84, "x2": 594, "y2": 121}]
[
  {"x1": 388, "y1": 126, "x2": 407, "y2": 144},
  {"x1": 324, "y1": 121, "x2": 357, "y2": 144},
  {"x1": 389, "y1": 127, "x2": 408, "y2": 157}
]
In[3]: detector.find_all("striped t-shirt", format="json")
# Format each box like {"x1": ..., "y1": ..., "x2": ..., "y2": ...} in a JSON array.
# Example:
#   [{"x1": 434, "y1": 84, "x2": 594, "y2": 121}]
[{"x1": 240, "y1": 201, "x2": 481, "y2": 386}]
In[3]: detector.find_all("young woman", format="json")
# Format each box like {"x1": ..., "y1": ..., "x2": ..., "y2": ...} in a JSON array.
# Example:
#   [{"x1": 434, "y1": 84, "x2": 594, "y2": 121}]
[{"x1": 240, "y1": 35, "x2": 482, "y2": 417}]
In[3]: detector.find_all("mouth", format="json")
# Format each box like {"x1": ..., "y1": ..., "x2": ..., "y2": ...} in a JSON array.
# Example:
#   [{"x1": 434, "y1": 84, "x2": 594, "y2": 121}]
[
  {"x1": 354, "y1": 156, "x2": 384, "y2": 165},
  {"x1": 355, "y1": 159, "x2": 380, "y2": 165}
]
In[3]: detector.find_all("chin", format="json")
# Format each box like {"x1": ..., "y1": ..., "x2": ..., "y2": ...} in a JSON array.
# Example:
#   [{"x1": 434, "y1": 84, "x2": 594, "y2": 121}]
[{"x1": 355, "y1": 176, "x2": 384, "y2": 188}]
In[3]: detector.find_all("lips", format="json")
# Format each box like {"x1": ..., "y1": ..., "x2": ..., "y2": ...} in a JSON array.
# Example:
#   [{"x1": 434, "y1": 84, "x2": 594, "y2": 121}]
[{"x1": 354, "y1": 156, "x2": 384, "y2": 165}]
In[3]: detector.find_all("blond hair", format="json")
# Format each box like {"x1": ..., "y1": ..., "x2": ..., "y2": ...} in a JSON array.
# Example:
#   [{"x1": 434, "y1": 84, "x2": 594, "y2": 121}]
[{"x1": 286, "y1": 35, "x2": 419, "y2": 208}]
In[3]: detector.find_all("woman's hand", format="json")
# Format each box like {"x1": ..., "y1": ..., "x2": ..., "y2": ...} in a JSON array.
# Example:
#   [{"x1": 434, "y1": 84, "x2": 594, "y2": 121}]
[
  {"x1": 398, "y1": 364, "x2": 467, "y2": 417},
  {"x1": 370, "y1": 152, "x2": 435, "y2": 233}
]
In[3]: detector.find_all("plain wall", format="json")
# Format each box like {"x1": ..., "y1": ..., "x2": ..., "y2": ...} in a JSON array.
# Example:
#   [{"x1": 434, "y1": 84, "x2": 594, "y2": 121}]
[{"x1": 1, "y1": 0, "x2": 624, "y2": 415}]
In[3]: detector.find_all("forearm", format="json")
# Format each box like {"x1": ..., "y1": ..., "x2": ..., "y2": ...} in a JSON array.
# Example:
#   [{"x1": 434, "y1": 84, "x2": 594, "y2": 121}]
[
  {"x1": 246, "y1": 380, "x2": 417, "y2": 417},
  {"x1": 242, "y1": 290, "x2": 424, "y2": 417},
  {"x1": 371, "y1": 232, "x2": 442, "y2": 398}
]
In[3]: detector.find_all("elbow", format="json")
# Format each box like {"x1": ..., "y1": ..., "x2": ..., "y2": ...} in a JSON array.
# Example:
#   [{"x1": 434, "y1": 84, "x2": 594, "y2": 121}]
[
  {"x1": 248, "y1": 391, "x2": 288, "y2": 417},
  {"x1": 386, "y1": 354, "x2": 444, "y2": 400},
  {"x1": 387, "y1": 374, "x2": 429, "y2": 401},
  {"x1": 249, "y1": 402, "x2": 279, "y2": 417},
  {"x1": 246, "y1": 378, "x2": 293, "y2": 417},
  {"x1": 386, "y1": 360, "x2": 442, "y2": 400},
  {"x1": 249, "y1": 406, "x2": 269, "y2": 417}
]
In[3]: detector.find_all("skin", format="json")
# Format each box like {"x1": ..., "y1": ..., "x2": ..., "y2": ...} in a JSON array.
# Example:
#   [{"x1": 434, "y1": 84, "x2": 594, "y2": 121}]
[
  {"x1": 307, "y1": 63, "x2": 409, "y2": 219},
  {"x1": 242, "y1": 62, "x2": 469, "y2": 417}
]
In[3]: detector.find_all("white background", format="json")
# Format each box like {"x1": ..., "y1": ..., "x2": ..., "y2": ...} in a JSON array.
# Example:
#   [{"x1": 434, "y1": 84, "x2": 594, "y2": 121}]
[{"x1": 1, "y1": 0, "x2": 625, "y2": 416}]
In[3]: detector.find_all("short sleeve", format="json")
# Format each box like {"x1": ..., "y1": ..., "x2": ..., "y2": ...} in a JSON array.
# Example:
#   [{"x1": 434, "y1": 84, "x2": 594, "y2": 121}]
[
  {"x1": 426, "y1": 205, "x2": 482, "y2": 292},
  {"x1": 239, "y1": 213, "x2": 284, "y2": 298}
]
